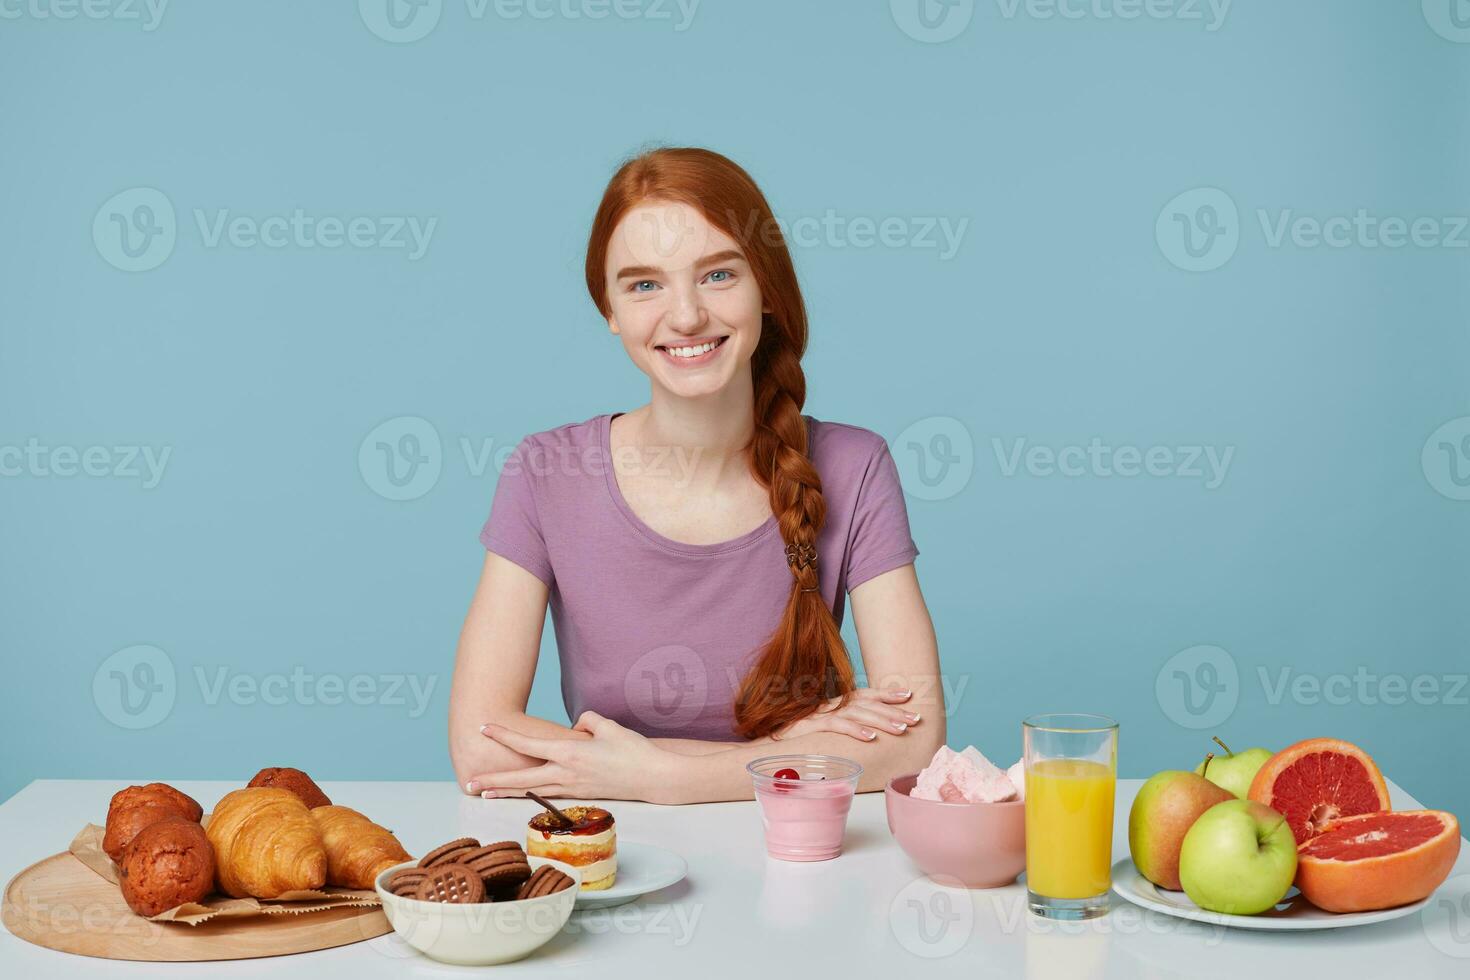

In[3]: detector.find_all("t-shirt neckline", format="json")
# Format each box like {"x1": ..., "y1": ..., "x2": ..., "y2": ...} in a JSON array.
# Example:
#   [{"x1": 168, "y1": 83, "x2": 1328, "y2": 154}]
[{"x1": 599, "y1": 412, "x2": 781, "y2": 557}]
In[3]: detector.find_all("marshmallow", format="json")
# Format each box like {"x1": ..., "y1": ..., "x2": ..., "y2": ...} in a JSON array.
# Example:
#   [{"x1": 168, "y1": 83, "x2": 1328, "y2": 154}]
[
  {"x1": 913, "y1": 745, "x2": 1019, "y2": 803},
  {"x1": 1006, "y1": 759, "x2": 1025, "y2": 801}
]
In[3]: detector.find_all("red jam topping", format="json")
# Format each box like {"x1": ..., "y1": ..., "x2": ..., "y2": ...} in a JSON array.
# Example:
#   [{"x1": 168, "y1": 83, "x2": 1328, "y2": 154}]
[{"x1": 529, "y1": 806, "x2": 615, "y2": 838}]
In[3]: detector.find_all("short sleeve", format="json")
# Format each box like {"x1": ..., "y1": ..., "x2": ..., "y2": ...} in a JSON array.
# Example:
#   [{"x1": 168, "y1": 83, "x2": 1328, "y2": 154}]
[
  {"x1": 844, "y1": 442, "x2": 920, "y2": 592},
  {"x1": 478, "y1": 438, "x2": 554, "y2": 587}
]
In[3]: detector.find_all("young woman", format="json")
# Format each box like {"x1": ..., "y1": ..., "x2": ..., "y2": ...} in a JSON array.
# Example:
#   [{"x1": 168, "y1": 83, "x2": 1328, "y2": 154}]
[{"x1": 448, "y1": 147, "x2": 944, "y2": 804}]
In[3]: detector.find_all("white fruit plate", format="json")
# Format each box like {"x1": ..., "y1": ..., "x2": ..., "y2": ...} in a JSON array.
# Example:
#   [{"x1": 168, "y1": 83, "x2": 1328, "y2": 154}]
[{"x1": 1110, "y1": 858, "x2": 1429, "y2": 931}]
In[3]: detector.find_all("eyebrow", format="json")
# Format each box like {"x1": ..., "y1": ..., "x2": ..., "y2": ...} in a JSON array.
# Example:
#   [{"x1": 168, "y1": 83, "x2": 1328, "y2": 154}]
[{"x1": 614, "y1": 248, "x2": 747, "y2": 281}]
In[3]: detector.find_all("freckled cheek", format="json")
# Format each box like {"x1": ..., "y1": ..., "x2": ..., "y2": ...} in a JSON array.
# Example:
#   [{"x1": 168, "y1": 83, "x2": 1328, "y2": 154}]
[
  {"x1": 708, "y1": 289, "x2": 765, "y2": 339},
  {"x1": 610, "y1": 301, "x2": 662, "y2": 353}
]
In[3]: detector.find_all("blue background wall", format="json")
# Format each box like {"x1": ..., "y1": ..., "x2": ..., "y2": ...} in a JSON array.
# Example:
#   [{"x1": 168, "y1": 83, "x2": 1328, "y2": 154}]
[{"x1": 1, "y1": 1, "x2": 1466, "y2": 820}]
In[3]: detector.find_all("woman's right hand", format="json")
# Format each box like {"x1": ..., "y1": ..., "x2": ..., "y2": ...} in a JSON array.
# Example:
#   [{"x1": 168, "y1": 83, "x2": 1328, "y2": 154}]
[{"x1": 767, "y1": 687, "x2": 921, "y2": 744}]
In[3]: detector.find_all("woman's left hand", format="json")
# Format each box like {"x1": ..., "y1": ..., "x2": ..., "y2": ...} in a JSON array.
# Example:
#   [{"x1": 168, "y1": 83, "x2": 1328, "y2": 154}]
[{"x1": 469, "y1": 711, "x2": 681, "y2": 804}]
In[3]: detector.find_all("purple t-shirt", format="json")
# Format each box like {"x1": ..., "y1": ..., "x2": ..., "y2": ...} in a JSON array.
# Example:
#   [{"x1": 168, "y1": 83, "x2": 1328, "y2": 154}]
[{"x1": 479, "y1": 413, "x2": 919, "y2": 742}]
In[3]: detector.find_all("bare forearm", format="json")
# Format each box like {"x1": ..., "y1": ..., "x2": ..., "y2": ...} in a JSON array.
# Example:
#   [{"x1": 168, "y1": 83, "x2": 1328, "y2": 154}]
[
  {"x1": 651, "y1": 736, "x2": 767, "y2": 756},
  {"x1": 660, "y1": 723, "x2": 945, "y2": 804},
  {"x1": 450, "y1": 711, "x2": 582, "y2": 787},
  {"x1": 454, "y1": 711, "x2": 766, "y2": 786}
]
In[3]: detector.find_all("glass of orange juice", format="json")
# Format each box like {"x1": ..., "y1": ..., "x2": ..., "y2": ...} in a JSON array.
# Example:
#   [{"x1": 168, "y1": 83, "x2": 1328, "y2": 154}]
[{"x1": 1022, "y1": 713, "x2": 1118, "y2": 920}]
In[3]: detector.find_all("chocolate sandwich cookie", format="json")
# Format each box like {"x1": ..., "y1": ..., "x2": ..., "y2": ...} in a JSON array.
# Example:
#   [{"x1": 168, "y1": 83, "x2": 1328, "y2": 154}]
[
  {"x1": 516, "y1": 865, "x2": 575, "y2": 900},
  {"x1": 415, "y1": 863, "x2": 485, "y2": 904},
  {"x1": 388, "y1": 868, "x2": 428, "y2": 896},
  {"x1": 460, "y1": 840, "x2": 523, "y2": 866},
  {"x1": 464, "y1": 842, "x2": 532, "y2": 898},
  {"x1": 417, "y1": 837, "x2": 481, "y2": 869}
]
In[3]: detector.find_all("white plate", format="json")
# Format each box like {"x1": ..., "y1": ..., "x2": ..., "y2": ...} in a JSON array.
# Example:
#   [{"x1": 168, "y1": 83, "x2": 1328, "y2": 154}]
[
  {"x1": 573, "y1": 841, "x2": 688, "y2": 911},
  {"x1": 1110, "y1": 858, "x2": 1428, "y2": 931}
]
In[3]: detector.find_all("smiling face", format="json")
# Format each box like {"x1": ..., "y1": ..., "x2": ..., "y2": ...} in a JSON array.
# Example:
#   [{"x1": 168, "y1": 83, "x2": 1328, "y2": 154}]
[{"x1": 603, "y1": 200, "x2": 765, "y2": 400}]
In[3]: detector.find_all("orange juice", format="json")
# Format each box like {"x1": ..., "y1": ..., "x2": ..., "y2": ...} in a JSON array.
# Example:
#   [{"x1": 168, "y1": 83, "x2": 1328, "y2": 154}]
[{"x1": 1024, "y1": 758, "x2": 1115, "y2": 899}]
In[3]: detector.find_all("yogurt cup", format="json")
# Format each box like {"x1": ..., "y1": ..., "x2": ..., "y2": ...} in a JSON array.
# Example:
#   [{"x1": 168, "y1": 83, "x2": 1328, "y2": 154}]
[{"x1": 748, "y1": 754, "x2": 862, "y2": 861}]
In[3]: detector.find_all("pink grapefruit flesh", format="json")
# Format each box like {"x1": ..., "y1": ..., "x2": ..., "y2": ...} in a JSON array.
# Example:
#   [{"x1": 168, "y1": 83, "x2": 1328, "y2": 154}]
[
  {"x1": 1296, "y1": 810, "x2": 1460, "y2": 913},
  {"x1": 1247, "y1": 738, "x2": 1391, "y2": 844}
]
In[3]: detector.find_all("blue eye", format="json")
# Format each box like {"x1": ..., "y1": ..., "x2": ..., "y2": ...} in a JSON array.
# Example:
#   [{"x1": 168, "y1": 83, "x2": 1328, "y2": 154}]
[
  {"x1": 632, "y1": 280, "x2": 658, "y2": 293},
  {"x1": 707, "y1": 270, "x2": 732, "y2": 283}
]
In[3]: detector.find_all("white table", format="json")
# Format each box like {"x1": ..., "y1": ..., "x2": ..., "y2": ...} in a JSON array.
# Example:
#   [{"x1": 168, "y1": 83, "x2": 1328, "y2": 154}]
[{"x1": 2, "y1": 779, "x2": 1466, "y2": 977}]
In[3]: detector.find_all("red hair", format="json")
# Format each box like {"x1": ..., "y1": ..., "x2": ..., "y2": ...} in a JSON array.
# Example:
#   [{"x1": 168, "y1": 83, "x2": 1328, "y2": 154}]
[{"x1": 584, "y1": 146, "x2": 854, "y2": 739}]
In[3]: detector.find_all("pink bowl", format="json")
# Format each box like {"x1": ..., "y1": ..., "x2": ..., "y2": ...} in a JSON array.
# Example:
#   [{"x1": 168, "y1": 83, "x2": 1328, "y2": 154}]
[{"x1": 884, "y1": 773, "x2": 1026, "y2": 888}]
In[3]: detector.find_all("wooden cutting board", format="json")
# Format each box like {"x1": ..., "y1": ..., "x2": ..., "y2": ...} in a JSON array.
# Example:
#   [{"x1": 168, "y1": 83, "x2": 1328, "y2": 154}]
[{"x1": 2, "y1": 851, "x2": 391, "y2": 961}]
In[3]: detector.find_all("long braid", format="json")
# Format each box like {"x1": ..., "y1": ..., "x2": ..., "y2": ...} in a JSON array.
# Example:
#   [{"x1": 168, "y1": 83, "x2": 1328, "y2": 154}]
[{"x1": 733, "y1": 335, "x2": 855, "y2": 737}]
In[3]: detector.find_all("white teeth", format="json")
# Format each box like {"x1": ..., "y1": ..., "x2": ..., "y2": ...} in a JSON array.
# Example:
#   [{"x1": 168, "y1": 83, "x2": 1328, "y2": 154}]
[{"x1": 666, "y1": 340, "x2": 719, "y2": 358}]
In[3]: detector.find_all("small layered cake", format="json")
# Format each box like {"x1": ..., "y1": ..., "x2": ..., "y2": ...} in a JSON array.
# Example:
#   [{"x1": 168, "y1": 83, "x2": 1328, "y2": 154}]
[{"x1": 525, "y1": 805, "x2": 616, "y2": 891}]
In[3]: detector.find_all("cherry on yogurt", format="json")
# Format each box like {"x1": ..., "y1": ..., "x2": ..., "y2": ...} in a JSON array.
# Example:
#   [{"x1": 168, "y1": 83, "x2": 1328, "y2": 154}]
[{"x1": 770, "y1": 767, "x2": 801, "y2": 792}]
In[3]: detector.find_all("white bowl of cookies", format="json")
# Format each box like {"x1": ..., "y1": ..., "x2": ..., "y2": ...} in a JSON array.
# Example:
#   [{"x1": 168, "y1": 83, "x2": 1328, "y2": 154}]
[{"x1": 374, "y1": 837, "x2": 580, "y2": 966}]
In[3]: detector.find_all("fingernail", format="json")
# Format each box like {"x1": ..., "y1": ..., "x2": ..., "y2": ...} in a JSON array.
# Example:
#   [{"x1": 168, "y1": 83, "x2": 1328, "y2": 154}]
[
  {"x1": 479, "y1": 724, "x2": 492, "y2": 735},
  {"x1": 906, "y1": 712, "x2": 921, "y2": 723},
  {"x1": 861, "y1": 728, "x2": 877, "y2": 740},
  {"x1": 465, "y1": 781, "x2": 478, "y2": 794},
  {"x1": 892, "y1": 690, "x2": 912, "y2": 699},
  {"x1": 481, "y1": 790, "x2": 498, "y2": 799},
  {"x1": 892, "y1": 722, "x2": 908, "y2": 733}
]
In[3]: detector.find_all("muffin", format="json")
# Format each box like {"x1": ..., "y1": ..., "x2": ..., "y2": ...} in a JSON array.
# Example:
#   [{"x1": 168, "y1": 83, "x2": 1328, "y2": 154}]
[
  {"x1": 526, "y1": 805, "x2": 616, "y2": 890},
  {"x1": 118, "y1": 816, "x2": 216, "y2": 917},
  {"x1": 246, "y1": 767, "x2": 332, "y2": 809},
  {"x1": 106, "y1": 783, "x2": 203, "y2": 825},
  {"x1": 104, "y1": 803, "x2": 183, "y2": 863},
  {"x1": 103, "y1": 783, "x2": 203, "y2": 863}
]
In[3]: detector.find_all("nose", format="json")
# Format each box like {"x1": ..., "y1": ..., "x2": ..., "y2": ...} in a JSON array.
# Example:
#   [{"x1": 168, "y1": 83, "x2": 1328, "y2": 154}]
[{"x1": 664, "y1": 281, "x2": 707, "y2": 333}]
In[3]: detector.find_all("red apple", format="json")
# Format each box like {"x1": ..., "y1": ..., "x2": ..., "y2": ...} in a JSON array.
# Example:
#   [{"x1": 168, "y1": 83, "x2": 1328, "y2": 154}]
[{"x1": 1128, "y1": 756, "x2": 1237, "y2": 890}]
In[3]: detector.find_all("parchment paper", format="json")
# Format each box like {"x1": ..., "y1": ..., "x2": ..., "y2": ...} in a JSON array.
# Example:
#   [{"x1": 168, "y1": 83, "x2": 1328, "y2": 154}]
[{"x1": 70, "y1": 824, "x2": 382, "y2": 926}]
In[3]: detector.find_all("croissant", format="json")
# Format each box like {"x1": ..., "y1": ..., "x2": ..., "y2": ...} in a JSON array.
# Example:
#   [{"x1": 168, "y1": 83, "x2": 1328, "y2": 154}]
[
  {"x1": 310, "y1": 805, "x2": 412, "y2": 889},
  {"x1": 205, "y1": 788, "x2": 327, "y2": 898}
]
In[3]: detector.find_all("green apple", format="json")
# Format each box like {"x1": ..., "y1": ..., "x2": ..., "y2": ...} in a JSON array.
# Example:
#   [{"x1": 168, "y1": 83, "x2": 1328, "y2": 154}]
[
  {"x1": 1178, "y1": 799, "x2": 1298, "y2": 915},
  {"x1": 1192, "y1": 737, "x2": 1272, "y2": 799},
  {"x1": 1128, "y1": 761, "x2": 1236, "y2": 891}
]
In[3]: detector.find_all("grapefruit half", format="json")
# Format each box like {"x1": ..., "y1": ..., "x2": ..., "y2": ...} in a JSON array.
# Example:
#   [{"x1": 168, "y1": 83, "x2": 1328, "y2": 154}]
[
  {"x1": 1296, "y1": 810, "x2": 1461, "y2": 913},
  {"x1": 1247, "y1": 737, "x2": 1391, "y2": 844}
]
